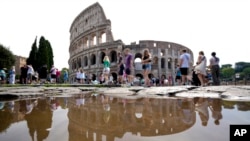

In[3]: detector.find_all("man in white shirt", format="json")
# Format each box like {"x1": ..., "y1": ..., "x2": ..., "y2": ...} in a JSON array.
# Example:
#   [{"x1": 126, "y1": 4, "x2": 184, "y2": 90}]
[{"x1": 179, "y1": 49, "x2": 190, "y2": 85}]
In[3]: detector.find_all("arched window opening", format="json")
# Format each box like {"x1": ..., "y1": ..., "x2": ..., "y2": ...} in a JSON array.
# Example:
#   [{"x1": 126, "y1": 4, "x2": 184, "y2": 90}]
[
  {"x1": 168, "y1": 58, "x2": 172, "y2": 69},
  {"x1": 93, "y1": 35, "x2": 97, "y2": 45},
  {"x1": 100, "y1": 52, "x2": 105, "y2": 64},
  {"x1": 110, "y1": 51, "x2": 117, "y2": 63},
  {"x1": 84, "y1": 56, "x2": 88, "y2": 67},
  {"x1": 101, "y1": 33, "x2": 106, "y2": 43},
  {"x1": 91, "y1": 54, "x2": 96, "y2": 65},
  {"x1": 161, "y1": 58, "x2": 165, "y2": 68}
]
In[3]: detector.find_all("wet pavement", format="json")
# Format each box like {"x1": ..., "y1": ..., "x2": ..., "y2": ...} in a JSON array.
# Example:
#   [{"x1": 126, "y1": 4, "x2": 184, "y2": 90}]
[{"x1": 0, "y1": 85, "x2": 250, "y2": 141}]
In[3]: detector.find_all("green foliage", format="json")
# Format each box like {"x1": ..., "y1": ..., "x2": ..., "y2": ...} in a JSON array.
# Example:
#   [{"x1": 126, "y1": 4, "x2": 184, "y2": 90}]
[
  {"x1": 221, "y1": 64, "x2": 232, "y2": 69},
  {"x1": 221, "y1": 67, "x2": 235, "y2": 80},
  {"x1": 26, "y1": 36, "x2": 54, "y2": 71},
  {"x1": 242, "y1": 67, "x2": 250, "y2": 78},
  {"x1": 0, "y1": 44, "x2": 15, "y2": 69},
  {"x1": 37, "y1": 36, "x2": 49, "y2": 68},
  {"x1": 235, "y1": 62, "x2": 250, "y2": 73},
  {"x1": 26, "y1": 37, "x2": 38, "y2": 70},
  {"x1": 46, "y1": 40, "x2": 54, "y2": 70}
]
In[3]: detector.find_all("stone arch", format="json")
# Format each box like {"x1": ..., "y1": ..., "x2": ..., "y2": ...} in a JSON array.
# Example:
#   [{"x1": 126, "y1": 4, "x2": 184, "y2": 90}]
[
  {"x1": 110, "y1": 50, "x2": 117, "y2": 63},
  {"x1": 84, "y1": 56, "x2": 88, "y2": 67},
  {"x1": 168, "y1": 58, "x2": 172, "y2": 69},
  {"x1": 100, "y1": 52, "x2": 106, "y2": 64},
  {"x1": 161, "y1": 58, "x2": 165, "y2": 68},
  {"x1": 91, "y1": 54, "x2": 96, "y2": 65},
  {"x1": 83, "y1": 37, "x2": 89, "y2": 48},
  {"x1": 92, "y1": 33, "x2": 97, "y2": 46},
  {"x1": 161, "y1": 49, "x2": 165, "y2": 56},
  {"x1": 77, "y1": 57, "x2": 81, "y2": 68},
  {"x1": 100, "y1": 31, "x2": 106, "y2": 43}
]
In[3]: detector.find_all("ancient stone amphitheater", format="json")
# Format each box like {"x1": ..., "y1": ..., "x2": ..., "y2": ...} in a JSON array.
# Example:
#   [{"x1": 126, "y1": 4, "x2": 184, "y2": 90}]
[{"x1": 68, "y1": 2, "x2": 194, "y2": 83}]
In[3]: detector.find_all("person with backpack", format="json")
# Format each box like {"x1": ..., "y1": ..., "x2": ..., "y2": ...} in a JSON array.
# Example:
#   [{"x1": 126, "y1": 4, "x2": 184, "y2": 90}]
[{"x1": 209, "y1": 52, "x2": 220, "y2": 85}]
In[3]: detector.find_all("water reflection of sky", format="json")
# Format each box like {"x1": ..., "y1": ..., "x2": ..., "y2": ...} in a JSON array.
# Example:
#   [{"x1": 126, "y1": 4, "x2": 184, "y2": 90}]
[{"x1": 0, "y1": 95, "x2": 250, "y2": 141}]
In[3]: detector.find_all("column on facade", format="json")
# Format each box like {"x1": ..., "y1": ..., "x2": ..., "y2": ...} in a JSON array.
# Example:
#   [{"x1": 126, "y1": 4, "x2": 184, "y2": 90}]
[
  {"x1": 87, "y1": 54, "x2": 91, "y2": 69},
  {"x1": 171, "y1": 50, "x2": 175, "y2": 85},
  {"x1": 164, "y1": 49, "x2": 169, "y2": 77},
  {"x1": 105, "y1": 25, "x2": 114, "y2": 42},
  {"x1": 157, "y1": 48, "x2": 162, "y2": 79},
  {"x1": 88, "y1": 35, "x2": 92, "y2": 48},
  {"x1": 95, "y1": 49, "x2": 99, "y2": 68},
  {"x1": 96, "y1": 31, "x2": 100, "y2": 46}
]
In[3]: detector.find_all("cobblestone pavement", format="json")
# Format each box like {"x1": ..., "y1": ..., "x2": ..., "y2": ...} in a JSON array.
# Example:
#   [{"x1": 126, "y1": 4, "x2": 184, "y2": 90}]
[{"x1": 0, "y1": 85, "x2": 250, "y2": 101}]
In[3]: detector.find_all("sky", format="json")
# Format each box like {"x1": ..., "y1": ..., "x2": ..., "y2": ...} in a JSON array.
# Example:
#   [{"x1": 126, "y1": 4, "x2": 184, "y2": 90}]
[{"x1": 0, "y1": 0, "x2": 249, "y2": 70}]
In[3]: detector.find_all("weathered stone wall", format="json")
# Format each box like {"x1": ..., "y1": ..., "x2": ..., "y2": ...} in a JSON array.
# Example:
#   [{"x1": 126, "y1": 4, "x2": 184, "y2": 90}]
[{"x1": 68, "y1": 2, "x2": 194, "y2": 83}]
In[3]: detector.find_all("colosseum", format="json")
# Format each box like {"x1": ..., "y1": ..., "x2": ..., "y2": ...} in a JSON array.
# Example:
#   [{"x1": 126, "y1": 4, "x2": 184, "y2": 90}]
[{"x1": 68, "y1": 2, "x2": 194, "y2": 84}]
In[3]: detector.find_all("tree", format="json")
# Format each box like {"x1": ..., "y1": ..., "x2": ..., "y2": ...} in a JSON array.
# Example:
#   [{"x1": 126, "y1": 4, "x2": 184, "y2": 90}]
[
  {"x1": 221, "y1": 67, "x2": 235, "y2": 81},
  {"x1": 242, "y1": 67, "x2": 250, "y2": 79},
  {"x1": 27, "y1": 37, "x2": 38, "y2": 70},
  {"x1": 235, "y1": 62, "x2": 250, "y2": 73},
  {"x1": 221, "y1": 64, "x2": 232, "y2": 69},
  {"x1": 0, "y1": 44, "x2": 15, "y2": 69},
  {"x1": 27, "y1": 36, "x2": 54, "y2": 71},
  {"x1": 37, "y1": 36, "x2": 48, "y2": 69},
  {"x1": 46, "y1": 40, "x2": 54, "y2": 70}
]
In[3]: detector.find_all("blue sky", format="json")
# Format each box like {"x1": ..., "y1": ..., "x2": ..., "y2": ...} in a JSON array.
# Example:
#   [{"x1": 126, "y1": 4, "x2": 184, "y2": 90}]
[{"x1": 0, "y1": 0, "x2": 249, "y2": 69}]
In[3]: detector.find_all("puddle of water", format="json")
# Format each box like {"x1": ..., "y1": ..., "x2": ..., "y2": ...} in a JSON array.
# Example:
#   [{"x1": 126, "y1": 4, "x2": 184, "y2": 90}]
[{"x1": 0, "y1": 94, "x2": 250, "y2": 141}]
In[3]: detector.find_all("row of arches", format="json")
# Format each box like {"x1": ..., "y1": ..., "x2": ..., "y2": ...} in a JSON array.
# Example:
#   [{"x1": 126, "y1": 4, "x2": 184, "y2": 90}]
[
  {"x1": 70, "y1": 33, "x2": 107, "y2": 52},
  {"x1": 134, "y1": 53, "x2": 178, "y2": 69},
  {"x1": 71, "y1": 50, "x2": 118, "y2": 70}
]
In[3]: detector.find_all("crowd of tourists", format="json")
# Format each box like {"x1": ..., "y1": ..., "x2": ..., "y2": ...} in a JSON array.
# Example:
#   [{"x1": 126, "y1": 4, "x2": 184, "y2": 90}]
[
  {"x1": 0, "y1": 64, "x2": 69, "y2": 84},
  {"x1": 73, "y1": 48, "x2": 220, "y2": 87},
  {"x1": 0, "y1": 48, "x2": 220, "y2": 86}
]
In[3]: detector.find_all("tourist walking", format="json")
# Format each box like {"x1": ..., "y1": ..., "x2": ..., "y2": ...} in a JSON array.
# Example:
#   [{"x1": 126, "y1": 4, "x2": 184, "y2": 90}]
[
  {"x1": 179, "y1": 49, "x2": 191, "y2": 85},
  {"x1": 194, "y1": 51, "x2": 207, "y2": 87},
  {"x1": 141, "y1": 48, "x2": 152, "y2": 87},
  {"x1": 38, "y1": 65, "x2": 48, "y2": 84},
  {"x1": 117, "y1": 52, "x2": 125, "y2": 84},
  {"x1": 50, "y1": 65, "x2": 57, "y2": 83},
  {"x1": 124, "y1": 48, "x2": 133, "y2": 86},
  {"x1": 76, "y1": 69, "x2": 81, "y2": 83},
  {"x1": 79, "y1": 69, "x2": 85, "y2": 84},
  {"x1": 0, "y1": 68, "x2": 6, "y2": 84},
  {"x1": 9, "y1": 66, "x2": 15, "y2": 84},
  {"x1": 27, "y1": 65, "x2": 34, "y2": 84},
  {"x1": 20, "y1": 65, "x2": 28, "y2": 84},
  {"x1": 103, "y1": 55, "x2": 110, "y2": 84},
  {"x1": 63, "y1": 70, "x2": 68, "y2": 83},
  {"x1": 175, "y1": 65, "x2": 182, "y2": 85},
  {"x1": 209, "y1": 52, "x2": 220, "y2": 85}
]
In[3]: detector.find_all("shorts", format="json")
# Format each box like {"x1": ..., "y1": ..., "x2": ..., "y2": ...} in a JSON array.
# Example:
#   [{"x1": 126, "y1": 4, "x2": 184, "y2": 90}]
[
  {"x1": 176, "y1": 75, "x2": 181, "y2": 80},
  {"x1": 180, "y1": 68, "x2": 188, "y2": 75},
  {"x1": 51, "y1": 74, "x2": 56, "y2": 79},
  {"x1": 103, "y1": 67, "x2": 110, "y2": 74},
  {"x1": 142, "y1": 64, "x2": 151, "y2": 70},
  {"x1": 27, "y1": 73, "x2": 33, "y2": 80},
  {"x1": 125, "y1": 68, "x2": 131, "y2": 75},
  {"x1": 118, "y1": 69, "x2": 124, "y2": 75}
]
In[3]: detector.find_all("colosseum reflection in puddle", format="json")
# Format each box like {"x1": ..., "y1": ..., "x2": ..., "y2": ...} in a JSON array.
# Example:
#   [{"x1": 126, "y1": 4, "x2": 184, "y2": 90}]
[
  {"x1": 68, "y1": 2, "x2": 194, "y2": 82},
  {"x1": 67, "y1": 94, "x2": 196, "y2": 141}
]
